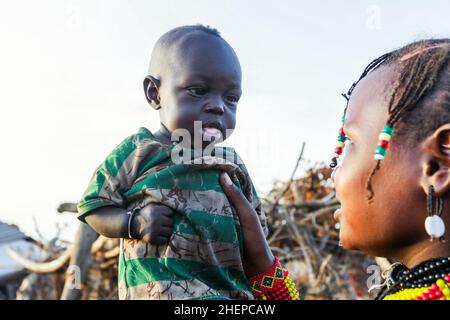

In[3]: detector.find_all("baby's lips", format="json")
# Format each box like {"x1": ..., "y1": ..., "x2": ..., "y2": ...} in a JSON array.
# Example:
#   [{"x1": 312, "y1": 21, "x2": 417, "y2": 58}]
[
  {"x1": 203, "y1": 127, "x2": 221, "y2": 134},
  {"x1": 202, "y1": 127, "x2": 223, "y2": 139}
]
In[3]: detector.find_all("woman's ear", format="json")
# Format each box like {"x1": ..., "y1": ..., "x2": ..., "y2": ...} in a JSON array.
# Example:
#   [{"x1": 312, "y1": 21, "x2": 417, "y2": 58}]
[
  {"x1": 420, "y1": 124, "x2": 450, "y2": 197},
  {"x1": 143, "y1": 75, "x2": 161, "y2": 110}
]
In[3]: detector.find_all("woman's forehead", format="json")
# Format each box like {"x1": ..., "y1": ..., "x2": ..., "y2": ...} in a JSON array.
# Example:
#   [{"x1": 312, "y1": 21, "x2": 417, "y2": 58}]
[{"x1": 345, "y1": 65, "x2": 397, "y2": 133}]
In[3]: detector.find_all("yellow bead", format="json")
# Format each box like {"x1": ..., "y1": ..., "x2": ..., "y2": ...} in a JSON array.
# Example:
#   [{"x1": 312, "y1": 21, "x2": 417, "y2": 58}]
[
  {"x1": 262, "y1": 296, "x2": 267, "y2": 300},
  {"x1": 443, "y1": 287, "x2": 450, "y2": 297},
  {"x1": 379, "y1": 132, "x2": 392, "y2": 141},
  {"x1": 336, "y1": 141, "x2": 345, "y2": 148},
  {"x1": 437, "y1": 279, "x2": 446, "y2": 288}
]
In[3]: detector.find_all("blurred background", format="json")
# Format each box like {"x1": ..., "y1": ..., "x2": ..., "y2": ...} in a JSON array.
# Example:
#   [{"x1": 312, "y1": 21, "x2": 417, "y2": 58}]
[{"x1": 0, "y1": 0, "x2": 449, "y2": 299}]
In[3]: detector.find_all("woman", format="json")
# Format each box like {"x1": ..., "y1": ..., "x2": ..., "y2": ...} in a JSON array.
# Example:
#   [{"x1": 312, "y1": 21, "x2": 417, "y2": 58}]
[{"x1": 219, "y1": 39, "x2": 450, "y2": 300}]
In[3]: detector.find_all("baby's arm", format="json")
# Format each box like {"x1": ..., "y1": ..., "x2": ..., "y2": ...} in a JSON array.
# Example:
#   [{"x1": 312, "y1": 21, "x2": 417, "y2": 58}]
[
  {"x1": 85, "y1": 204, "x2": 174, "y2": 245},
  {"x1": 85, "y1": 206, "x2": 129, "y2": 238},
  {"x1": 78, "y1": 129, "x2": 175, "y2": 244}
]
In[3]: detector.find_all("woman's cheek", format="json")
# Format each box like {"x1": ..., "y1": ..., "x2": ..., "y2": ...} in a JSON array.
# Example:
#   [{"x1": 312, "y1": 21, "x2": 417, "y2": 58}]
[
  {"x1": 334, "y1": 150, "x2": 368, "y2": 247},
  {"x1": 334, "y1": 154, "x2": 354, "y2": 203}
]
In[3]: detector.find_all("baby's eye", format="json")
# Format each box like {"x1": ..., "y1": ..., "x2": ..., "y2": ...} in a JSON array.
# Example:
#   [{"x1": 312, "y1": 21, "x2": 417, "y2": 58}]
[
  {"x1": 187, "y1": 87, "x2": 207, "y2": 96},
  {"x1": 225, "y1": 95, "x2": 240, "y2": 104}
]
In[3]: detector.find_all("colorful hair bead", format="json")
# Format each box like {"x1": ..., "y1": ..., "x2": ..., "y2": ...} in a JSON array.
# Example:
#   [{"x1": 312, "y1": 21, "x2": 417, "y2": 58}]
[
  {"x1": 374, "y1": 125, "x2": 394, "y2": 160},
  {"x1": 330, "y1": 116, "x2": 347, "y2": 168}
]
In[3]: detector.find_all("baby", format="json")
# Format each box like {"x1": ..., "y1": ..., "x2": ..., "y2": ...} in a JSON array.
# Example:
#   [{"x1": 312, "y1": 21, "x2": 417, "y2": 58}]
[{"x1": 77, "y1": 25, "x2": 268, "y2": 300}]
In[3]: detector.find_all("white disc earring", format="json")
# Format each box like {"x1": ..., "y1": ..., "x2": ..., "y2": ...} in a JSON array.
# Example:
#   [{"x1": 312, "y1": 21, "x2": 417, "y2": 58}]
[{"x1": 425, "y1": 185, "x2": 445, "y2": 242}]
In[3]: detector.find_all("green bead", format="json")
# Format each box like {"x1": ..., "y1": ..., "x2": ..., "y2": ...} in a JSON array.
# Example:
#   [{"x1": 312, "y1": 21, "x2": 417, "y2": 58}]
[
  {"x1": 375, "y1": 147, "x2": 388, "y2": 156},
  {"x1": 382, "y1": 125, "x2": 394, "y2": 135},
  {"x1": 342, "y1": 115, "x2": 346, "y2": 123},
  {"x1": 337, "y1": 135, "x2": 346, "y2": 142}
]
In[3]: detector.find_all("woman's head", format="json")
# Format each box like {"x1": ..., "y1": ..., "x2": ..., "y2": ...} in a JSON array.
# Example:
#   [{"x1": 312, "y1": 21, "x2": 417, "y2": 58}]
[{"x1": 332, "y1": 39, "x2": 450, "y2": 263}]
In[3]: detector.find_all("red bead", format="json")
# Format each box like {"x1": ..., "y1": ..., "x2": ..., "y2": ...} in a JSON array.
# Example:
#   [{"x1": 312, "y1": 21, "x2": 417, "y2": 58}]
[
  {"x1": 427, "y1": 292, "x2": 436, "y2": 300},
  {"x1": 416, "y1": 296, "x2": 423, "y2": 300},
  {"x1": 377, "y1": 140, "x2": 389, "y2": 149},
  {"x1": 335, "y1": 147, "x2": 343, "y2": 155},
  {"x1": 339, "y1": 128, "x2": 345, "y2": 136},
  {"x1": 445, "y1": 274, "x2": 450, "y2": 282},
  {"x1": 422, "y1": 293, "x2": 429, "y2": 300},
  {"x1": 432, "y1": 283, "x2": 439, "y2": 291},
  {"x1": 435, "y1": 290, "x2": 443, "y2": 298}
]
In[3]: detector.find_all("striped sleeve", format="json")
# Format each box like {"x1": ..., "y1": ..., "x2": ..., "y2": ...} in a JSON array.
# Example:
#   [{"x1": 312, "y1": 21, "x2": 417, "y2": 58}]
[{"x1": 77, "y1": 127, "x2": 160, "y2": 222}]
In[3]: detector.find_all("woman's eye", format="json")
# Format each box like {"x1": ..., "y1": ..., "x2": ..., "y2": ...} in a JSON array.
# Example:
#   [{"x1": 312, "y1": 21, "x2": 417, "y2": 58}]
[
  {"x1": 187, "y1": 87, "x2": 207, "y2": 96},
  {"x1": 341, "y1": 137, "x2": 353, "y2": 157},
  {"x1": 343, "y1": 137, "x2": 353, "y2": 151},
  {"x1": 345, "y1": 137, "x2": 353, "y2": 145}
]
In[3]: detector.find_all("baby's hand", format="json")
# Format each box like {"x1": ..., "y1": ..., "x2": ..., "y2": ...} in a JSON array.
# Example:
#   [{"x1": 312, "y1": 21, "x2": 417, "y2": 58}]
[{"x1": 133, "y1": 203, "x2": 174, "y2": 245}]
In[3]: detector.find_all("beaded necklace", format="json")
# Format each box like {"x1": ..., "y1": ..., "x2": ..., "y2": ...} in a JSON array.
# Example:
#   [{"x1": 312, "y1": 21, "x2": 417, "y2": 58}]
[{"x1": 376, "y1": 257, "x2": 450, "y2": 300}]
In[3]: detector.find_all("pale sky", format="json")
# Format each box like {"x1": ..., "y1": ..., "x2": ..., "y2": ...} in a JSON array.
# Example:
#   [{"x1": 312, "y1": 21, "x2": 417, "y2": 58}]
[{"x1": 1, "y1": 0, "x2": 449, "y2": 240}]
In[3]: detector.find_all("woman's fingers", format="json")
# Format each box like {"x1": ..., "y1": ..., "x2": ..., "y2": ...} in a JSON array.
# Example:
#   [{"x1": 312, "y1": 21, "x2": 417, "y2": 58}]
[
  {"x1": 219, "y1": 172, "x2": 275, "y2": 277},
  {"x1": 219, "y1": 173, "x2": 259, "y2": 225}
]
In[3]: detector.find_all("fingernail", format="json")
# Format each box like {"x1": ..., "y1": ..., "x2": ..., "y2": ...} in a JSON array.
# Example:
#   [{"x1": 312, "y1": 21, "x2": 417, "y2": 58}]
[{"x1": 222, "y1": 173, "x2": 232, "y2": 186}]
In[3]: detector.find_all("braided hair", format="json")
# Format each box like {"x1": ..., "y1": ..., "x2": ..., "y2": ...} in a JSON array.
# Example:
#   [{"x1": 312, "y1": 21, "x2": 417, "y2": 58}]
[{"x1": 334, "y1": 39, "x2": 450, "y2": 201}]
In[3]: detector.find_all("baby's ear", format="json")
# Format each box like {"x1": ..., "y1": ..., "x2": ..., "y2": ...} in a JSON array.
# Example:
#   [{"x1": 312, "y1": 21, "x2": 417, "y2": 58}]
[
  {"x1": 419, "y1": 124, "x2": 450, "y2": 197},
  {"x1": 143, "y1": 75, "x2": 161, "y2": 110}
]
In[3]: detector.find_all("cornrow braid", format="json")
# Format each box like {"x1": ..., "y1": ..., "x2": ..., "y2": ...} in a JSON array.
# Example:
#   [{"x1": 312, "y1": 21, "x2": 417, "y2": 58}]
[
  {"x1": 330, "y1": 53, "x2": 392, "y2": 169},
  {"x1": 332, "y1": 39, "x2": 450, "y2": 201}
]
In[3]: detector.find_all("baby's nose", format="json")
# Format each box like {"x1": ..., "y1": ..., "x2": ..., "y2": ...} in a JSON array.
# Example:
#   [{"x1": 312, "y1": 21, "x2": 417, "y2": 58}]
[
  {"x1": 205, "y1": 98, "x2": 225, "y2": 114},
  {"x1": 205, "y1": 103, "x2": 225, "y2": 114}
]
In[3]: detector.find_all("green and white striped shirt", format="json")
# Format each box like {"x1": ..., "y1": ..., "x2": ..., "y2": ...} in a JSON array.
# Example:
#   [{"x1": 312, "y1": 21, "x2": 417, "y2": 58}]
[{"x1": 77, "y1": 127, "x2": 268, "y2": 300}]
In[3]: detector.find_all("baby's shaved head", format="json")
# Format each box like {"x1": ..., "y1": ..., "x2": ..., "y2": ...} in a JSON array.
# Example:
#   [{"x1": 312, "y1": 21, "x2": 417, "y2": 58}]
[
  {"x1": 148, "y1": 25, "x2": 235, "y2": 80},
  {"x1": 143, "y1": 24, "x2": 242, "y2": 147}
]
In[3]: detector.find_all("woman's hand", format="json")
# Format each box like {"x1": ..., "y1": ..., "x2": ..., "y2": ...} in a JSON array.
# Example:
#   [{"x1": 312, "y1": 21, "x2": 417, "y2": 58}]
[{"x1": 219, "y1": 172, "x2": 275, "y2": 278}]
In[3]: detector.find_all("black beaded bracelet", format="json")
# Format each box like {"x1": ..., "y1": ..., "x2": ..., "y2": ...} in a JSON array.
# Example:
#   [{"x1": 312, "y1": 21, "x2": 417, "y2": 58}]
[{"x1": 127, "y1": 208, "x2": 140, "y2": 239}]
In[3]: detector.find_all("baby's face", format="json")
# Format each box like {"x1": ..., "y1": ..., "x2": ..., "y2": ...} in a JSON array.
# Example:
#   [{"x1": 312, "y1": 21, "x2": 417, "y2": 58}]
[{"x1": 157, "y1": 35, "x2": 242, "y2": 147}]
